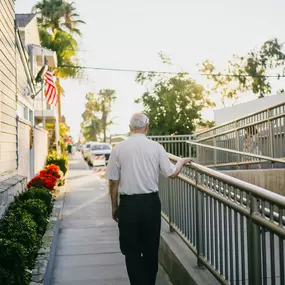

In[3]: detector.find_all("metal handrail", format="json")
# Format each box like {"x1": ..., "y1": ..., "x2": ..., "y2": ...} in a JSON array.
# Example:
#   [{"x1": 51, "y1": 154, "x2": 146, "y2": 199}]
[
  {"x1": 169, "y1": 153, "x2": 285, "y2": 207},
  {"x1": 148, "y1": 134, "x2": 196, "y2": 138},
  {"x1": 186, "y1": 140, "x2": 285, "y2": 165},
  {"x1": 159, "y1": 154, "x2": 285, "y2": 285},
  {"x1": 196, "y1": 113, "x2": 285, "y2": 142},
  {"x1": 197, "y1": 101, "x2": 285, "y2": 136}
]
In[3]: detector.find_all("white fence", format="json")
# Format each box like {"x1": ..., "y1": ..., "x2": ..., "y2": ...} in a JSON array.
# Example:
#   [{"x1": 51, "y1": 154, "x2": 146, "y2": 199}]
[{"x1": 18, "y1": 119, "x2": 32, "y2": 180}]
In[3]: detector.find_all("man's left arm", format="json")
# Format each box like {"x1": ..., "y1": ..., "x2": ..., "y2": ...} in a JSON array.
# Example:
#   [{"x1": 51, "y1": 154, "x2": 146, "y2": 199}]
[
  {"x1": 106, "y1": 147, "x2": 121, "y2": 222},
  {"x1": 109, "y1": 179, "x2": 120, "y2": 222}
]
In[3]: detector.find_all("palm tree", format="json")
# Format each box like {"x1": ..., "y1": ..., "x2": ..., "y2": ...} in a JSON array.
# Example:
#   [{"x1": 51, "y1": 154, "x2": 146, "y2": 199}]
[
  {"x1": 34, "y1": 0, "x2": 84, "y2": 95},
  {"x1": 98, "y1": 90, "x2": 116, "y2": 142},
  {"x1": 39, "y1": 28, "x2": 79, "y2": 78},
  {"x1": 33, "y1": 0, "x2": 85, "y2": 35},
  {"x1": 62, "y1": 1, "x2": 85, "y2": 36},
  {"x1": 33, "y1": 0, "x2": 84, "y2": 137},
  {"x1": 80, "y1": 91, "x2": 116, "y2": 142}
]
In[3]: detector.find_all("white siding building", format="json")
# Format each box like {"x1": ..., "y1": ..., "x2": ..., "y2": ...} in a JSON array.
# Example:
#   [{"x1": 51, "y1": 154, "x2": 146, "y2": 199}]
[
  {"x1": 0, "y1": 7, "x2": 51, "y2": 216},
  {"x1": 0, "y1": 0, "x2": 18, "y2": 178}
]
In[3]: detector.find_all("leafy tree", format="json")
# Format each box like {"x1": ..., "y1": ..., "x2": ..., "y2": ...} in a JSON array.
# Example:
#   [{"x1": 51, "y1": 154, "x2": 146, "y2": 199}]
[
  {"x1": 135, "y1": 72, "x2": 215, "y2": 135},
  {"x1": 81, "y1": 91, "x2": 116, "y2": 142},
  {"x1": 200, "y1": 38, "x2": 285, "y2": 104}
]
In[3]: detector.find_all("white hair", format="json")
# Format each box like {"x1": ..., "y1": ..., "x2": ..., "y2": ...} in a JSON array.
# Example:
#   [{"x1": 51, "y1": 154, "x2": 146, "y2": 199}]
[{"x1": 129, "y1": 113, "x2": 149, "y2": 129}]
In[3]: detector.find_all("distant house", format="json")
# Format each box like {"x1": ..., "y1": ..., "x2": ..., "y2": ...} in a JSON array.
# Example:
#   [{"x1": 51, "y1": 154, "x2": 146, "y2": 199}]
[{"x1": 16, "y1": 14, "x2": 40, "y2": 47}]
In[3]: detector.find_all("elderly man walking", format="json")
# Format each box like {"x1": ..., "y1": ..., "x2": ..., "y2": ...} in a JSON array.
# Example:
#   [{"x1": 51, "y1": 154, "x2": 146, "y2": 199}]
[{"x1": 106, "y1": 113, "x2": 192, "y2": 285}]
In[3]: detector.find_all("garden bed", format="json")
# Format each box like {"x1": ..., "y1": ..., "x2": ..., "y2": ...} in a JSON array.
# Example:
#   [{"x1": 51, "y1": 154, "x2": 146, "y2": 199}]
[
  {"x1": 30, "y1": 185, "x2": 65, "y2": 285},
  {"x1": 0, "y1": 154, "x2": 68, "y2": 285}
]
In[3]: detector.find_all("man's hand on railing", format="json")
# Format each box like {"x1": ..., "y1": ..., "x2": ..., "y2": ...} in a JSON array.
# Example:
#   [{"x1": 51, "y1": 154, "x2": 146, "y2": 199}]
[
  {"x1": 169, "y1": 158, "x2": 193, "y2": 179},
  {"x1": 184, "y1": 158, "x2": 195, "y2": 165}
]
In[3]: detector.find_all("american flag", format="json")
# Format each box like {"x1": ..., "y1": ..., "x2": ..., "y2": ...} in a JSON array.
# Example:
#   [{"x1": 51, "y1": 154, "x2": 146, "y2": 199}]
[{"x1": 44, "y1": 70, "x2": 58, "y2": 105}]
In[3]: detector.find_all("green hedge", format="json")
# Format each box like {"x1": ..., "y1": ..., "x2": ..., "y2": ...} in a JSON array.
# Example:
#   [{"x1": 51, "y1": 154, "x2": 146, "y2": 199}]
[
  {"x1": 0, "y1": 187, "x2": 54, "y2": 285},
  {"x1": 18, "y1": 187, "x2": 54, "y2": 215},
  {"x1": 0, "y1": 240, "x2": 29, "y2": 285}
]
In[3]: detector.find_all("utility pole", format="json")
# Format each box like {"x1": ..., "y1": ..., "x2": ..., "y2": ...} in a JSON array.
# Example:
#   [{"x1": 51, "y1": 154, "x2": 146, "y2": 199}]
[{"x1": 41, "y1": 50, "x2": 46, "y2": 129}]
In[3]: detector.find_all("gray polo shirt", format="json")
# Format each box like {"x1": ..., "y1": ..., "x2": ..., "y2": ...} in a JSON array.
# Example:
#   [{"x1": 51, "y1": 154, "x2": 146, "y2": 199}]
[{"x1": 106, "y1": 133, "x2": 176, "y2": 195}]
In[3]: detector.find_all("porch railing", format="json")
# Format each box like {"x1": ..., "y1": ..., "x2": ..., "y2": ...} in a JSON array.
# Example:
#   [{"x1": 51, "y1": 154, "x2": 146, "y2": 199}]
[{"x1": 159, "y1": 154, "x2": 285, "y2": 285}]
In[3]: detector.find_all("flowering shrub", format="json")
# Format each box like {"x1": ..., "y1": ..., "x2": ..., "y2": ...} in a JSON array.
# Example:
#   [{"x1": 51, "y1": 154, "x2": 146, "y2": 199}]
[
  {"x1": 27, "y1": 163, "x2": 64, "y2": 192},
  {"x1": 27, "y1": 174, "x2": 57, "y2": 191},
  {"x1": 46, "y1": 152, "x2": 68, "y2": 175},
  {"x1": 0, "y1": 158, "x2": 68, "y2": 284},
  {"x1": 40, "y1": 164, "x2": 63, "y2": 180}
]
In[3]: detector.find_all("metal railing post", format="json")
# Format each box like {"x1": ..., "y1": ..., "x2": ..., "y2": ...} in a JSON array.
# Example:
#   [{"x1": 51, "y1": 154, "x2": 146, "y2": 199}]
[
  {"x1": 168, "y1": 179, "x2": 174, "y2": 232},
  {"x1": 188, "y1": 135, "x2": 192, "y2": 158},
  {"x1": 213, "y1": 137, "x2": 217, "y2": 166},
  {"x1": 195, "y1": 170, "x2": 204, "y2": 267},
  {"x1": 248, "y1": 194, "x2": 262, "y2": 285},
  {"x1": 235, "y1": 121, "x2": 241, "y2": 164},
  {"x1": 196, "y1": 145, "x2": 200, "y2": 164},
  {"x1": 267, "y1": 109, "x2": 274, "y2": 157}
]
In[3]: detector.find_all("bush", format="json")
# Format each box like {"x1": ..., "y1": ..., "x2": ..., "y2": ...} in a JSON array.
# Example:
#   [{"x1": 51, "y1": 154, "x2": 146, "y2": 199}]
[
  {"x1": 41, "y1": 164, "x2": 62, "y2": 179},
  {"x1": 18, "y1": 187, "x2": 54, "y2": 214},
  {"x1": 46, "y1": 154, "x2": 68, "y2": 176},
  {"x1": 9, "y1": 199, "x2": 48, "y2": 235},
  {"x1": 27, "y1": 174, "x2": 57, "y2": 191},
  {"x1": 0, "y1": 182, "x2": 56, "y2": 283},
  {"x1": 0, "y1": 211, "x2": 40, "y2": 268},
  {"x1": 0, "y1": 239, "x2": 29, "y2": 285}
]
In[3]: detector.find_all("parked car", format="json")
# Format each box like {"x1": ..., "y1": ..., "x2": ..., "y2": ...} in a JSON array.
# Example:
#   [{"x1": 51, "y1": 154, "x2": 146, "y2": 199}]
[
  {"x1": 76, "y1": 144, "x2": 83, "y2": 152},
  {"x1": 82, "y1": 142, "x2": 92, "y2": 160},
  {"x1": 87, "y1": 143, "x2": 112, "y2": 166}
]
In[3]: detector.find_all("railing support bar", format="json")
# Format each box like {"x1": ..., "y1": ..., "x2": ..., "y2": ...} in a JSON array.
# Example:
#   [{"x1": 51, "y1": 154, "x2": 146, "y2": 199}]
[
  {"x1": 168, "y1": 179, "x2": 174, "y2": 233},
  {"x1": 268, "y1": 109, "x2": 274, "y2": 157},
  {"x1": 196, "y1": 171, "x2": 204, "y2": 267},
  {"x1": 248, "y1": 194, "x2": 262, "y2": 285}
]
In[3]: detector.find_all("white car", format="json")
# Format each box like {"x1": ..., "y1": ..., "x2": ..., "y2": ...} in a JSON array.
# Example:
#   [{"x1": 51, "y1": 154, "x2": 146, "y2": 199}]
[
  {"x1": 88, "y1": 143, "x2": 112, "y2": 166},
  {"x1": 82, "y1": 142, "x2": 92, "y2": 160}
]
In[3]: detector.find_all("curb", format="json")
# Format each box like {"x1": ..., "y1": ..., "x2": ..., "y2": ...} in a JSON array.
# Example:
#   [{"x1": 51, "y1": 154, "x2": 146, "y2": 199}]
[
  {"x1": 30, "y1": 182, "x2": 67, "y2": 285},
  {"x1": 159, "y1": 219, "x2": 219, "y2": 285}
]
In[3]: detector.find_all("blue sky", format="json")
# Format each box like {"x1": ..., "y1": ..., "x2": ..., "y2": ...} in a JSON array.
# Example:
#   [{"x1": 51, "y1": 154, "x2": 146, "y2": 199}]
[{"x1": 16, "y1": 0, "x2": 285, "y2": 139}]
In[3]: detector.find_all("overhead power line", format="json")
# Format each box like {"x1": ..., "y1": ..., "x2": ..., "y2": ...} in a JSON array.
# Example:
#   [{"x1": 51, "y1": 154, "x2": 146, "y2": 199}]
[{"x1": 58, "y1": 65, "x2": 285, "y2": 79}]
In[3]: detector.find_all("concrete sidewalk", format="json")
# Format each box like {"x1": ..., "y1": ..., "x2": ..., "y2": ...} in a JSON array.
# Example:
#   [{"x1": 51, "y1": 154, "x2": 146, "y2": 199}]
[{"x1": 51, "y1": 153, "x2": 172, "y2": 285}]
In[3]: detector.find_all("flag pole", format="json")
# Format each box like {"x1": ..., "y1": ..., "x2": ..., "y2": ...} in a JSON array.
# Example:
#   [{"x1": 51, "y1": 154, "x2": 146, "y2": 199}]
[{"x1": 41, "y1": 50, "x2": 46, "y2": 129}]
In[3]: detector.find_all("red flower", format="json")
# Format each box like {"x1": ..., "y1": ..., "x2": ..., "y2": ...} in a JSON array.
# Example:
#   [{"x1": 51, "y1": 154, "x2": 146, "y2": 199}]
[
  {"x1": 28, "y1": 175, "x2": 56, "y2": 191},
  {"x1": 28, "y1": 164, "x2": 63, "y2": 192}
]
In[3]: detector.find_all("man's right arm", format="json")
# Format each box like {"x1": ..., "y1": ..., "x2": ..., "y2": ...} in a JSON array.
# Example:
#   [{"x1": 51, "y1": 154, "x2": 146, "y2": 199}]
[
  {"x1": 158, "y1": 144, "x2": 192, "y2": 179},
  {"x1": 168, "y1": 158, "x2": 192, "y2": 179}
]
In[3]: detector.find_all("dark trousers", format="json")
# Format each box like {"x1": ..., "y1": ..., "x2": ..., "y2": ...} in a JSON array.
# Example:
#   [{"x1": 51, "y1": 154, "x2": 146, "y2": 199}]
[{"x1": 118, "y1": 192, "x2": 161, "y2": 285}]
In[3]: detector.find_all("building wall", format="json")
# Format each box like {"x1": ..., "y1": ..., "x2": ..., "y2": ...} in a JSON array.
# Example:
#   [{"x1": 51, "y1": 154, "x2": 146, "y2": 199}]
[
  {"x1": 0, "y1": 0, "x2": 18, "y2": 178},
  {"x1": 223, "y1": 169, "x2": 285, "y2": 196},
  {"x1": 23, "y1": 16, "x2": 40, "y2": 46},
  {"x1": 33, "y1": 126, "x2": 48, "y2": 175},
  {"x1": 16, "y1": 35, "x2": 34, "y2": 120},
  {"x1": 214, "y1": 93, "x2": 285, "y2": 125},
  {"x1": 18, "y1": 118, "x2": 31, "y2": 180}
]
